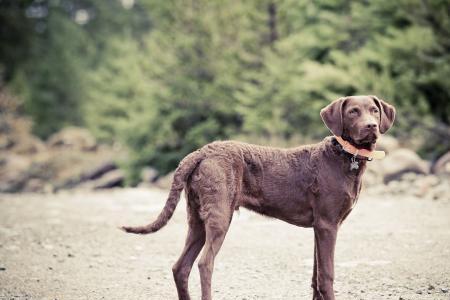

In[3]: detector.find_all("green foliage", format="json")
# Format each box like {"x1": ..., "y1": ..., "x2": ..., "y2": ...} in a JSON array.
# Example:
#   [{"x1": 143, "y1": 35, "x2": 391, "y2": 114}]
[
  {"x1": 16, "y1": 9, "x2": 87, "y2": 138},
  {"x1": 239, "y1": 0, "x2": 450, "y2": 143},
  {"x1": 1, "y1": 0, "x2": 449, "y2": 181},
  {"x1": 1, "y1": 0, "x2": 149, "y2": 138},
  {"x1": 118, "y1": 1, "x2": 264, "y2": 180},
  {"x1": 85, "y1": 36, "x2": 154, "y2": 141}
]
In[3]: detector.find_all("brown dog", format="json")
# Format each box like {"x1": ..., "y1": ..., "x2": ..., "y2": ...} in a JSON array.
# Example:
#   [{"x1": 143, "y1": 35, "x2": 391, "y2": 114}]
[{"x1": 122, "y1": 95, "x2": 395, "y2": 300}]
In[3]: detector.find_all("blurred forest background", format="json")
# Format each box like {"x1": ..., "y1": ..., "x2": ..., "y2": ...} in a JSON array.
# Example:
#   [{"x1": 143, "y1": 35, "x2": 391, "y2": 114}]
[{"x1": 0, "y1": 0, "x2": 449, "y2": 190}]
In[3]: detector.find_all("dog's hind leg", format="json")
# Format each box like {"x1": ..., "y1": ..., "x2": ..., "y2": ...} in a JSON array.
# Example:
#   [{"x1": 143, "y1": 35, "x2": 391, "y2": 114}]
[
  {"x1": 172, "y1": 195, "x2": 206, "y2": 300},
  {"x1": 188, "y1": 159, "x2": 234, "y2": 300},
  {"x1": 197, "y1": 198, "x2": 232, "y2": 300}
]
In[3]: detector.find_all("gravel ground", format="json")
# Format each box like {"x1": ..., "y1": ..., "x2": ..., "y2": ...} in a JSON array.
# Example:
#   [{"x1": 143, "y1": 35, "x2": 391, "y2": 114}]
[{"x1": 0, "y1": 188, "x2": 449, "y2": 300}]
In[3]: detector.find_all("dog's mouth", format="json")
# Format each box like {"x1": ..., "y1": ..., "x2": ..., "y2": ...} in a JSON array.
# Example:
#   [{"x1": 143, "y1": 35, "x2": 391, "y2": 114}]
[
  {"x1": 355, "y1": 132, "x2": 379, "y2": 150},
  {"x1": 342, "y1": 127, "x2": 380, "y2": 151}
]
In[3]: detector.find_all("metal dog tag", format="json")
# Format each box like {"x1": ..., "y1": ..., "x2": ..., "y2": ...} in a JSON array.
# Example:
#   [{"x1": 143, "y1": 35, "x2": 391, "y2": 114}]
[{"x1": 350, "y1": 157, "x2": 359, "y2": 170}]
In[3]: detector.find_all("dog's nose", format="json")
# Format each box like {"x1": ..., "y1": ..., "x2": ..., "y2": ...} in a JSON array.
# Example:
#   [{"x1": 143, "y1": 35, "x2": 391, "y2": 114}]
[{"x1": 365, "y1": 122, "x2": 378, "y2": 129}]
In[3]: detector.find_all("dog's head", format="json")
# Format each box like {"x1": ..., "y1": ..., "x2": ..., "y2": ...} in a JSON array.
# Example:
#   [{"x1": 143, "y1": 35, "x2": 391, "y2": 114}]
[{"x1": 320, "y1": 95, "x2": 395, "y2": 150}]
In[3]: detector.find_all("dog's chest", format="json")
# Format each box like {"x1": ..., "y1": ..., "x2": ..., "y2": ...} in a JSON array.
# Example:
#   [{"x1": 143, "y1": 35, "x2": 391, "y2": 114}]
[{"x1": 336, "y1": 175, "x2": 363, "y2": 221}]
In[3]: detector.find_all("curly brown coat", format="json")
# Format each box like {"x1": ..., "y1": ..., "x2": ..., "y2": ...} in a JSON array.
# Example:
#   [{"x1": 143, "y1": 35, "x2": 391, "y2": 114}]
[{"x1": 122, "y1": 95, "x2": 396, "y2": 300}]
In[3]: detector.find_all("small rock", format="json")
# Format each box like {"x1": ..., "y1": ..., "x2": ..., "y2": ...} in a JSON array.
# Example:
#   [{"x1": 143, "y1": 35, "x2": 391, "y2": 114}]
[
  {"x1": 416, "y1": 290, "x2": 422, "y2": 294},
  {"x1": 0, "y1": 267, "x2": 6, "y2": 271},
  {"x1": 92, "y1": 169, "x2": 125, "y2": 189},
  {"x1": 431, "y1": 151, "x2": 450, "y2": 175},
  {"x1": 428, "y1": 284, "x2": 435, "y2": 290},
  {"x1": 22, "y1": 178, "x2": 46, "y2": 193},
  {"x1": 441, "y1": 288, "x2": 448, "y2": 293},
  {"x1": 154, "y1": 171, "x2": 175, "y2": 190},
  {"x1": 80, "y1": 161, "x2": 117, "y2": 182},
  {"x1": 141, "y1": 167, "x2": 158, "y2": 183}
]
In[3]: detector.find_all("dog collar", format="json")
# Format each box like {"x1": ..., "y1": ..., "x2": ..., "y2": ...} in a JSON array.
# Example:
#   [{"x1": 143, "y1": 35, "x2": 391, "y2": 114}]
[{"x1": 334, "y1": 136, "x2": 385, "y2": 160}]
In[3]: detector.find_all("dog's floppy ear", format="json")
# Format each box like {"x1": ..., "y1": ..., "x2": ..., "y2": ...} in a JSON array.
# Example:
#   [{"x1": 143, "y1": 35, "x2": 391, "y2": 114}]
[
  {"x1": 371, "y1": 95, "x2": 396, "y2": 134},
  {"x1": 320, "y1": 97, "x2": 347, "y2": 136}
]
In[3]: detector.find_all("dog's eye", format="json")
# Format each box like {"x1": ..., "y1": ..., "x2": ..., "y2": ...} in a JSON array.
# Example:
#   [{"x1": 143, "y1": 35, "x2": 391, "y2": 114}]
[
  {"x1": 348, "y1": 108, "x2": 359, "y2": 115},
  {"x1": 372, "y1": 108, "x2": 379, "y2": 113}
]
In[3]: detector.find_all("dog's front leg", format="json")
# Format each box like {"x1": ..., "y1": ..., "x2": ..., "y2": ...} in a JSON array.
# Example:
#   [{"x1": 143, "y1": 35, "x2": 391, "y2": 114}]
[
  {"x1": 311, "y1": 243, "x2": 319, "y2": 299},
  {"x1": 312, "y1": 221, "x2": 337, "y2": 300}
]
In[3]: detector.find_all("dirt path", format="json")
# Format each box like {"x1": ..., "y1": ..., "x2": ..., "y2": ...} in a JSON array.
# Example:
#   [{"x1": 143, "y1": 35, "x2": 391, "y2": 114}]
[{"x1": 1, "y1": 188, "x2": 449, "y2": 300}]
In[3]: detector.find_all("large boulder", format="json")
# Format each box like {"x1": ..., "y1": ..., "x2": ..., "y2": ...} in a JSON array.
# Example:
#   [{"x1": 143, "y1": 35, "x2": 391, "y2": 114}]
[
  {"x1": 47, "y1": 127, "x2": 97, "y2": 151},
  {"x1": 13, "y1": 135, "x2": 46, "y2": 155},
  {"x1": 363, "y1": 136, "x2": 401, "y2": 188},
  {"x1": 381, "y1": 148, "x2": 429, "y2": 183},
  {"x1": 76, "y1": 169, "x2": 125, "y2": 190},
  {"x1": 57, "y1": 160, "x2": 118, "y2": 190},
  {"x1": 376, "y1": 135, "x2": 400, "y2": 154},
  {"x1": 0, "y1": 154, "x2": 32, "y2": 192},
  {"x1": 153, "y1": 171, "x2": 175, "y2": 190}
]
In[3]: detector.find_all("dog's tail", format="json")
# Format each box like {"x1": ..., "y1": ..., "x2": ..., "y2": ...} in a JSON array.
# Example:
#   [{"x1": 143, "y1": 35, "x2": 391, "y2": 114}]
[{"x1": 121, "y1": 149, "x2": 204, "y2": 235}]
